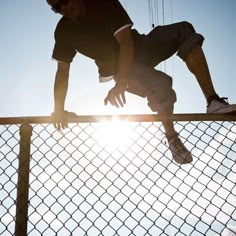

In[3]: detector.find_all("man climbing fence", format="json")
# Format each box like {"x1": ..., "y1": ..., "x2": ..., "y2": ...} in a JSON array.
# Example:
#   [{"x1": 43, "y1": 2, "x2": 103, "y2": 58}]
[{"x1": 46, "y1": 0, "x2": 236, "y2": 164}]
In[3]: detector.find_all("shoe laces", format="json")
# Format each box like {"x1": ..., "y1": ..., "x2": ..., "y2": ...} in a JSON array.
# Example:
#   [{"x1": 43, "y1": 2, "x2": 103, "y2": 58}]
[
  {"x1": 169, "y1": 137, "x2": 187, "y2": 155},
  {"x1": 218, "y1": 97, "x2": 229, "y2": 103},
  {"x1": 207, "y1": 97, "x2": 229, "y2": 107}
]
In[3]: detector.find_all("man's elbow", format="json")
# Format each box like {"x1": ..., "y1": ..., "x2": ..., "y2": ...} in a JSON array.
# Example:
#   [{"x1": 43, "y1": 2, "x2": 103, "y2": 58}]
[{"x1": 115, "y1": 27, "x2": 134, "y2": 49}]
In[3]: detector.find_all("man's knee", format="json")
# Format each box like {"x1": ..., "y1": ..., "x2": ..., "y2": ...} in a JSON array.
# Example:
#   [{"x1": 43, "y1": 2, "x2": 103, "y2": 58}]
[
  {"x1": 180, "y1": 21, "x2": 195, "y2": 35},
  {"x1": 146, "y1": 76, "x2": 177, "y2": 113},
  {"x1": 177, "y1": 21, "x2": 205, "y2": 60},
  {"x1": 147, "y1": 90, "x2": 176, "y2": 113}
]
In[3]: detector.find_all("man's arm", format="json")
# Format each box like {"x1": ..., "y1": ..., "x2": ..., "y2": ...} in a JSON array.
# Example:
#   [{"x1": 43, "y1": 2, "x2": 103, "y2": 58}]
[
  {"x1": 53, "y1": 61, "x2": 70, "y2": 129},
  {"x1": 104, "y1": 27, "x2": 134, "y2": 108},
  {"x1": 115, "y1": 26, "x2": 134, "y2": 86}
]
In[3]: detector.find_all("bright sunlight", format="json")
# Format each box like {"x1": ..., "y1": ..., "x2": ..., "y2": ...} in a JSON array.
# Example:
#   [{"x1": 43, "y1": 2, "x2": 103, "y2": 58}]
[{"x1": 97, "y1": 117, "x2": 134, "y2": 152}]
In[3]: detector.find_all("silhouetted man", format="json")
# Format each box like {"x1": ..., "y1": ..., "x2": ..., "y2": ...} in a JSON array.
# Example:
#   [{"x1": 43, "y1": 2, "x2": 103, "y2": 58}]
[{"x1": 46, "y1": 0, "x2": 236, "y2": 164}]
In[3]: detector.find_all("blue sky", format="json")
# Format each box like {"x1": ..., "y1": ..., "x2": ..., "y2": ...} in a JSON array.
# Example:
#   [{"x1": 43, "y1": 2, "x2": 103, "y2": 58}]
[{"x1": 0, "y1": 0, "x2": 235, "y2": 117}]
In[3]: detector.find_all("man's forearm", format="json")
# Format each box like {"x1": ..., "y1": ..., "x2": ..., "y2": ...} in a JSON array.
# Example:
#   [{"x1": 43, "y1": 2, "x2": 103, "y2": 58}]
[
  {"x1": 115, "y1": 27, "x2": 134, "y2": 85},
  {"x1": 54, "y1": 68, "x2": 69, "y2": 112},
  {"x1": 117, "y1": 38, "x2": 134, "y2": 84}
]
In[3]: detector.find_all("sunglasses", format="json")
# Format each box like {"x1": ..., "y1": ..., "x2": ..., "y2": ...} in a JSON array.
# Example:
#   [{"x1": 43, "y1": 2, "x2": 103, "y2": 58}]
[{"x1": 51, "y1": 0, "x2": 71, "y2": 13}]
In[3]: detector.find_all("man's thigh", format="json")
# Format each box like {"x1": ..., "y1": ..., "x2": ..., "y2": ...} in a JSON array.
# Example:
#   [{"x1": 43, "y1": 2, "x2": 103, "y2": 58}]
[
  {"x1": 127, "y1": 63, "x2": 176, "y2": 112},
  {"x1": 138, "y1": 22, "x2": 197, "y2": 66}
]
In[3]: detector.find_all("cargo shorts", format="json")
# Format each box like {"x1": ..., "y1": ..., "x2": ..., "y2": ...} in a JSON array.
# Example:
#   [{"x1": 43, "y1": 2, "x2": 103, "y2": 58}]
[{"x1": 127, "y1": 21, "x2": 205, "y2": 113}]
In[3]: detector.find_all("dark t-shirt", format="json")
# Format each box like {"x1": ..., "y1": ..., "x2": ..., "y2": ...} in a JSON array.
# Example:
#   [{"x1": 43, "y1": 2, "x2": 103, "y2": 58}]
[{"x1": 52, "y1": 0, "x2": 138, "y2": 77}]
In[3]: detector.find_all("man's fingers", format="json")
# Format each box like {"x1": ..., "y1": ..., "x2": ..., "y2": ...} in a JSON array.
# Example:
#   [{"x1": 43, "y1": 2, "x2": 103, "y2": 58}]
[
  {"x1": 51, "y1": 111, "x2": 68, "y2": 131},
  {"x1": 62, "y1": 121, "x2": 68, "y2": 130},
  {"x1": 104, "y1": 91, "x2": 127, "y2": 108},
  {"x1": 121, "y1": 92, "x2": 126, "y2": 105},
  {"x1": 54, "y1": 122, "x2": 61, "y2": 131},
  {"x1": 110, "y1": 95, "x2": 119, "y2": 108},
  {"x1": 116, "y1": 93, "x2": 124, "y2": 108},
  {"x1": 104, "y1": 96, "x2": 109, "y2": 106},
  {"x1": 105, "y1": 96, "x2": 118, "y2": 108},
  {"x1": 116, "y1": 91, "x2": 126, "y2": 108},
  {"x1": 53, "y1": 121, "x2": 60, "y2": 130},
  {"x1": 104, "y1": 90, "x2": 117, "y2": 107}
]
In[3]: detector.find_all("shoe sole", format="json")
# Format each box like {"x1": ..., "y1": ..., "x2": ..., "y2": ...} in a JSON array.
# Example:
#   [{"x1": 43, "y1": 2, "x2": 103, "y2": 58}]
[
  {"x1": 173, "y1": 153, "x2": 193, "y2": 164},
  {"x1": 207, "y1": 104, "x2": 236, "y2": 114}
]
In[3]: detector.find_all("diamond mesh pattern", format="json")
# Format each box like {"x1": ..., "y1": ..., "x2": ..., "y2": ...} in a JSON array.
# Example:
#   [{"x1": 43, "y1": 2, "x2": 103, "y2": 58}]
[
  {"x1": 0, "y1": 125, "x2": 20, "y2": 236},
  {"x1": 0, "y1": 119, "x2": 236, "y2": 236}
]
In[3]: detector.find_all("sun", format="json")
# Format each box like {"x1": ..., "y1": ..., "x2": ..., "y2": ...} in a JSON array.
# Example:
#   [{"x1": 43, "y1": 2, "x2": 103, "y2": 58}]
[{"x1": 97, "y1": 117, "x2": 133, "y2": 152}]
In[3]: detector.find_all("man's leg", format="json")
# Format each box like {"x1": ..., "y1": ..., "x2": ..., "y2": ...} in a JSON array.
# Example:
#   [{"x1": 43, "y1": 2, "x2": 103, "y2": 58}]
[
  {"x1": 184, "y1": 44, "x2": 236, "y2": 113},
  {"x1": 159, "y1": 107, "x2": 193, "y2": 165},
  {"x1": 185, "y1": 44, "x2": 216, "y2": 99},
  {"x1": 128, "y1": 63, "x2": 193, "y2": 164},
  {"x1": 140, "y1": 21, "x2": 236, "y2": 113}
]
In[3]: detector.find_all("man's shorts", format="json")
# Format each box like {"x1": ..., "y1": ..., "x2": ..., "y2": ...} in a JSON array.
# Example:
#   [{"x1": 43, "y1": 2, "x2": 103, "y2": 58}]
[{"x1": 128, "y1": 21, "x2": 204, "y2": 113}]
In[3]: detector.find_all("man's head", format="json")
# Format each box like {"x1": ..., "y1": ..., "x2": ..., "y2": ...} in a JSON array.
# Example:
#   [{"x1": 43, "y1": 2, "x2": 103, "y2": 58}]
[{"x1": 47, "y1": 0, "x2": 84, "y2": 23}]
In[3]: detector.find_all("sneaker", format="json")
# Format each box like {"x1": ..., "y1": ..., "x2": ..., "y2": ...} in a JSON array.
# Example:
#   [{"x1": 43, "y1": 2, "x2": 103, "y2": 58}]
[
  {"x1": 207, "y1": 97, "x2": 236, "y2": 114},
  {"x1": 169, "y1": 136, "x2": 193, "y2": 164}
]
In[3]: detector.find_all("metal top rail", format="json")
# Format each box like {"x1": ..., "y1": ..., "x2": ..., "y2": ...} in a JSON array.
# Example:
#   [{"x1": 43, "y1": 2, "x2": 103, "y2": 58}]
[{"x1": 0, "y1": 113, "x2": 236, "y2": 125}]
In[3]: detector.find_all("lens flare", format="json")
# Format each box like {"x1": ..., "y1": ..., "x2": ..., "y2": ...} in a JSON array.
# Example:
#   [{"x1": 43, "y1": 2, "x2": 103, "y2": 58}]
[{"x1": 98, "y1": 117, "x2": 133, "y2": 152}]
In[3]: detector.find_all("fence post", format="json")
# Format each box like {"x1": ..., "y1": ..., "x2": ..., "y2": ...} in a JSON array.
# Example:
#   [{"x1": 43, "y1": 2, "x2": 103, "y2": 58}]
[{"x1": 15, "y1": 124, "x2": 33, "y2": 236}]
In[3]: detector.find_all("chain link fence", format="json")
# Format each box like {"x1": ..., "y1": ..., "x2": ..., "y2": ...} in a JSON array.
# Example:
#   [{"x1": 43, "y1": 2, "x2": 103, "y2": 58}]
[{"x1": 0, "y1": 114, "x2": 236, "y2": 236}]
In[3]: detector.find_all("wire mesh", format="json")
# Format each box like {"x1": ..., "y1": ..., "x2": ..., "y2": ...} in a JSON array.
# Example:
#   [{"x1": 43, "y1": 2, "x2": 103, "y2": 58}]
[
  {"x1": 0, "y1": 116, "x2": 236, "y2": 236},
  {"x1": 0, "y1": 125, "x2": 20, "y2": 235}
]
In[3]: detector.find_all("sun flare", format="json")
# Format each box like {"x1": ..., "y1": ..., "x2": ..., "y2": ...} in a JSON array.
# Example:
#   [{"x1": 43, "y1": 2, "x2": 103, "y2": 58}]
[{"x1": 98, "y1": 117, "x2": 133, "y2": 151}]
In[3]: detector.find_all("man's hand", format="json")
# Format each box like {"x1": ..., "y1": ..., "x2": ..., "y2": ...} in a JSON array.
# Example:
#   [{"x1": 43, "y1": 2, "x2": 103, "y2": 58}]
[
  {"x1": 51, "y1": 110, "x2": 77, "y2": 131},
  {"x1": 104, "y1": 80, "x2": 128, "y2": 108}
]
